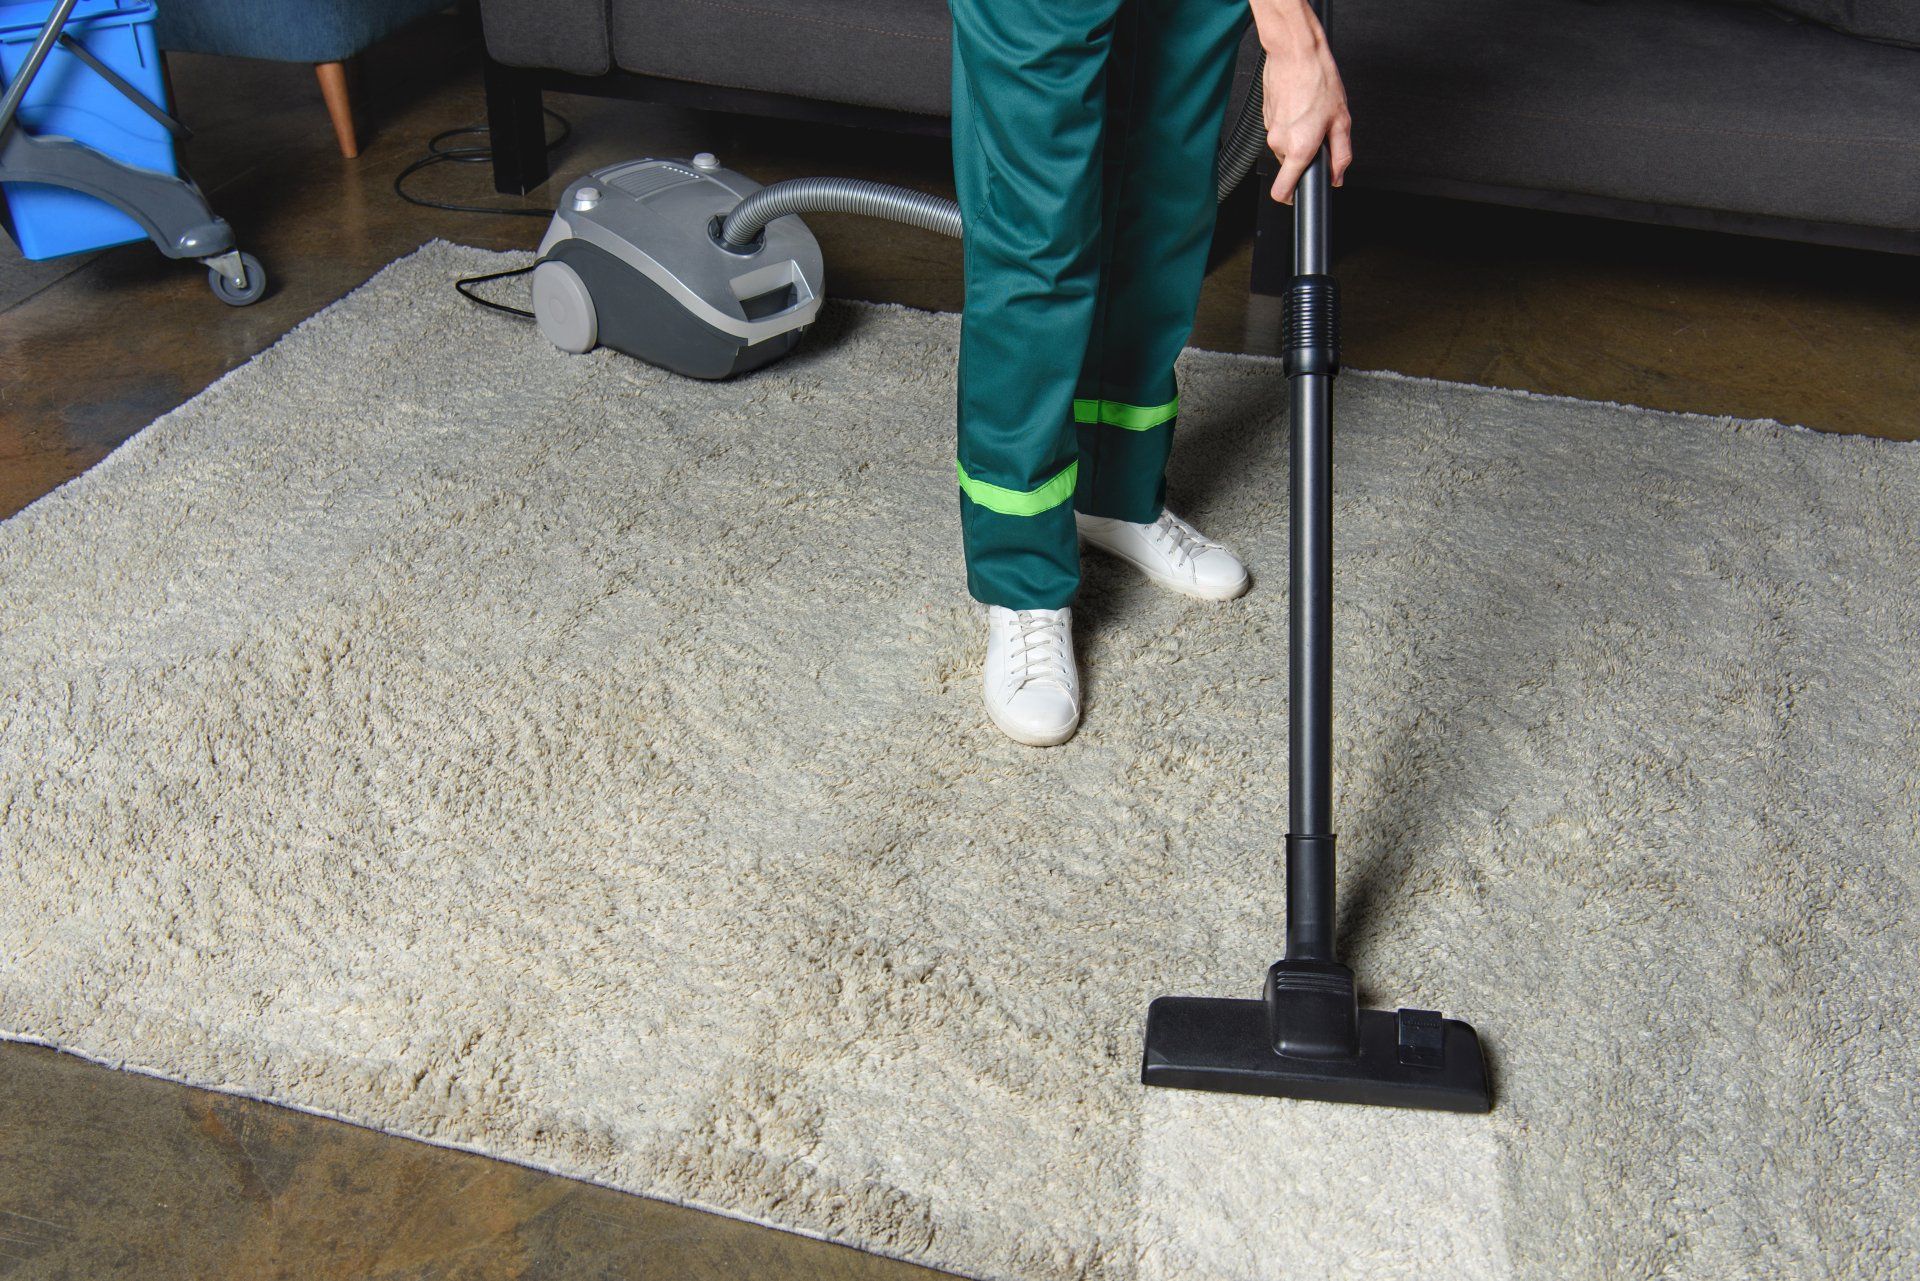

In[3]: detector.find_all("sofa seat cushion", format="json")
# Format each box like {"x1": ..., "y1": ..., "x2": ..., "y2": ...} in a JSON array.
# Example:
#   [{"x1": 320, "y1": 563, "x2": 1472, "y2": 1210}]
[
  {"x1": 484, "y1": 0, "x2": 1917, "y2": 239},
  {"x1": 612, "y1": 0, "x2": 952, "y2": 117},
  {"x1": 1338, "y1": 0, "x2": 1920, "y2": 233},
  {"x1": 1743, "y1": 1, "x2": 1920, "y2": 49}
]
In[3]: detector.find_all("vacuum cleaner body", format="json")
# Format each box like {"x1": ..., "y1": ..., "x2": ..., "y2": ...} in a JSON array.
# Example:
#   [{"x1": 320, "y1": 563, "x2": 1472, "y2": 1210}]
[
  {"x1": 519, "y1": 55, "x2": 1273, "y2": 382},
  {"x1": 532, "y1": 157, "x2": 824, "y2": 379}
]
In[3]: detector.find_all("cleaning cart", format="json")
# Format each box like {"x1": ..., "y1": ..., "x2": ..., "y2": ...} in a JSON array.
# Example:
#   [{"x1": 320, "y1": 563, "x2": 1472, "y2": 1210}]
[{"x1": 0, "y1": 0, "x2": 264, "y2": 303}]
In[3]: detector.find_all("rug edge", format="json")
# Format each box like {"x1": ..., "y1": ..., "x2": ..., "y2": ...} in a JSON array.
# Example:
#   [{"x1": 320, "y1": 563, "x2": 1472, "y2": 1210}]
[
  {"x1": 8, "y1": 237, "x2": 1908, "y2": 543},
  {"x1": 0, "y1": 1025, "x2": 992, "y2": 1281},
  {"x1": 0, "y1": 240, "x2": 494, "y2": 536}
]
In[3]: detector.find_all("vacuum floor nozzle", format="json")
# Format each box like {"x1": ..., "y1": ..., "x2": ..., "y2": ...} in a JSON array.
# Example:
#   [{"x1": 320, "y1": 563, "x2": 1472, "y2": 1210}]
[{"x1": 1141, "y1": 966, "x2": 1491, "y2": 1112}]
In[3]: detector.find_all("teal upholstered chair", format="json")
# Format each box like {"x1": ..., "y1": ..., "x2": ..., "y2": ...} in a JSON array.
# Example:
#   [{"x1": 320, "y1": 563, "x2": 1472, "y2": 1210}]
[{"x1": 153, "y1": 0, "x2": 449, "y2": 157}]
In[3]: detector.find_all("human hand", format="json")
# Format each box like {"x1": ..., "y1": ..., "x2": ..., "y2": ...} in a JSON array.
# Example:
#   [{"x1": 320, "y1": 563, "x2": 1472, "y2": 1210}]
[{"x1": 1253, "y1": 1, "x2": 1353, "y2": 204}]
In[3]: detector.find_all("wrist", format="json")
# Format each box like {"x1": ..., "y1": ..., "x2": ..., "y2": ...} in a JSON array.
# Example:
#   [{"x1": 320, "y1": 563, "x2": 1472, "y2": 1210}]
[{"x1": 1250, "y1": 0, "x2": 1326, "y2": 61}]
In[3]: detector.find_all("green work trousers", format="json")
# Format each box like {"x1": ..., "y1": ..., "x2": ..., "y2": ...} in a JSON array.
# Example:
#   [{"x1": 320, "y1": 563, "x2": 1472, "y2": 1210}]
[{"x1": 950, "y1": 0, "x2": 1250, "y2": 609}]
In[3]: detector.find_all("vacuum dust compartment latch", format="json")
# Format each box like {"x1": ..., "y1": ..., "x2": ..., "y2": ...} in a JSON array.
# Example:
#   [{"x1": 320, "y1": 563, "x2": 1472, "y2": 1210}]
[{"x1": 729, "y1": 258, "x2": 814, "y2": 324}]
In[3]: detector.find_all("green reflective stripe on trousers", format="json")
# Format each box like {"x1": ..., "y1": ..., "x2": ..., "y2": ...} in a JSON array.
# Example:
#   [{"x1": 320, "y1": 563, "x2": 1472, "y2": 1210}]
[
  {"x1": 1072, "y1": 396, "x2": 1180, "y2": 431},
  {"x1": 956, "y1": 459, "x2": 1079, "y2": 517}
]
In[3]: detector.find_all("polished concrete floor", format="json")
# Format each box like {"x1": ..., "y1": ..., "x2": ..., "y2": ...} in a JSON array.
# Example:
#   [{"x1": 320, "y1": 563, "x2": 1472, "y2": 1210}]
[
  {"x1": 2, "y1": 12, "x2": 1916, "y2": 1278},
  {"x1": 0, "y1": 1041, "x2": 944, "y2": 1280}
]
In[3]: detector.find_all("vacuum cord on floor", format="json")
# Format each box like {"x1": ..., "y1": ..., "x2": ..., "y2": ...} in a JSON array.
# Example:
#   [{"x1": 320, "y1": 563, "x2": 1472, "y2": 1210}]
[
  {"x1": 394, "y1": 110, "x2": 572, "y2": 218},
  {"x1": 454, "y1": 262, "x2": 537, "y2": 319},
  {"x1": 397, "y1": 111, "x2": 571, "y2": 319}
]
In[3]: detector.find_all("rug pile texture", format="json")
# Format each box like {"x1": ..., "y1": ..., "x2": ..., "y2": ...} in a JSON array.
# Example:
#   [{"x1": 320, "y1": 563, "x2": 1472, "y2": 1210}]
[{"x1": 2, "y1": 243, "x2": 1915, "y2": 1279}]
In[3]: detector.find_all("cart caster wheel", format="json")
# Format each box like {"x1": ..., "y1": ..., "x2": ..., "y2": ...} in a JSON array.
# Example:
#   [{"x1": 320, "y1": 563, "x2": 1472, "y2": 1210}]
[{"x1": 208, "y1": 252, "x2": 266, "y2": 306}]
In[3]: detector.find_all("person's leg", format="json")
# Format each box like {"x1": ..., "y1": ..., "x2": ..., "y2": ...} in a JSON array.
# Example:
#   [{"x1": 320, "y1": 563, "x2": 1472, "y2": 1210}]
[
  {"x1": 949, "y1": 0, "x2": 1121, "y2": 611},
  {"x1": 1073, "y1": 0, "x2": 1250, "y2": 524}
]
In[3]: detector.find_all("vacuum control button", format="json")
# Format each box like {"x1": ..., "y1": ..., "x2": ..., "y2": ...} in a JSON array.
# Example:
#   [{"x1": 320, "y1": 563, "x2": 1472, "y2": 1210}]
[
  {"x1": 573, "y1": 187, "x2": 601, "y2": 211},
  {"x1": 692, "y1": 152, "x2": 720, "y2": 172}
]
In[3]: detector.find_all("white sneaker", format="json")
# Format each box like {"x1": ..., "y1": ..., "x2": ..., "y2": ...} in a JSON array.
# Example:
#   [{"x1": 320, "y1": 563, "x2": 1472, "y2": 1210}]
[
  {"x1": 983, "y1": 605, "x2": 1081, "y2": 747},
  {"x1": 1076, "y1": 510, "x2": 1250, "y2": 601}
]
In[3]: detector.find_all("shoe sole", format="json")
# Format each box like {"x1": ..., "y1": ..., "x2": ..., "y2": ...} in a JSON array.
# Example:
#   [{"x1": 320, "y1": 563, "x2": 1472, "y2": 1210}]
[
  {"x1": 1081, "y1": 537, "x2": 1251, "y2": 602},
  {"x1": 984, "y1": 692, "x2": 1080, "y2": 747}
]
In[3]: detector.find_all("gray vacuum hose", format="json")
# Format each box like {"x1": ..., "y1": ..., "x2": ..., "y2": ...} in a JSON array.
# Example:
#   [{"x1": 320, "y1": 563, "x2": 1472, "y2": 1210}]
[
  {"x1": 720, "y1": 176, "x2": 964, "y2": 249},
  {"x1": 719, "y1": 55, "x2": 1267, "y2": 251}
]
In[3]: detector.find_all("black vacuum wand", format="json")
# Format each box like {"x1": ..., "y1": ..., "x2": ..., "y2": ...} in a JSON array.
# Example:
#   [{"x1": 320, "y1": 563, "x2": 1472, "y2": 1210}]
[{"x1": 1139, "y1": 58, "x2": 1491, "y2": 1112}]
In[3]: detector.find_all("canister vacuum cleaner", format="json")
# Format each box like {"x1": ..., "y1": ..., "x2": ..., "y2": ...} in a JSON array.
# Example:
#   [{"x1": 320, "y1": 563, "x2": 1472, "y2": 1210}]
[
  {"x1": 511, "y1": 61, "x2": 1266, "y2": 378},
  {"x1": 488, "y1": 20, "x2": 1491, "y2": 1113}
]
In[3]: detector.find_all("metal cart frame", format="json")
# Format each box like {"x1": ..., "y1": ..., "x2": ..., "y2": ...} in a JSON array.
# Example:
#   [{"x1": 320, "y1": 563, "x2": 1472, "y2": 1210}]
[{"x1": 0, "y1": 0, "x2": 263, "y2": 303}]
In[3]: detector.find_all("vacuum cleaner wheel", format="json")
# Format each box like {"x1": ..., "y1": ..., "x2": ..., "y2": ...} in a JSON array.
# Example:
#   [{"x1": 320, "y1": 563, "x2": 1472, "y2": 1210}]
[{"x1": 532, "y1": 259, "x2": 598, "y2": 354}]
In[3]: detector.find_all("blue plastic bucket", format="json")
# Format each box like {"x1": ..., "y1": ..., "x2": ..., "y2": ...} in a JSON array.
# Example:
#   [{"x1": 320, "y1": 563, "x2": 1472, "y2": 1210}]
[{"x1": 0, "y1": 0, "x2": 176, "y2": 260}]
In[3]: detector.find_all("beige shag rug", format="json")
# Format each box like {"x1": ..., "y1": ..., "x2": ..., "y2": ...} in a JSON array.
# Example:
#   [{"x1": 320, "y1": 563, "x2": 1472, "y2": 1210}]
[{"x1": 2, "y1": 242, "x2": 1916, "y2": 1280}]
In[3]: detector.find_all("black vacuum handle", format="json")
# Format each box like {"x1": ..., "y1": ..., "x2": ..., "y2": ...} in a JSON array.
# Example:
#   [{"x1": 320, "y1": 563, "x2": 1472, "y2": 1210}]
[
  {"x1": 1283, "y1": 105, "x2": 1340, "y2": 962},
  {"x1": 1294, "y1": 0, "x2": 1335, "y2": 278}
]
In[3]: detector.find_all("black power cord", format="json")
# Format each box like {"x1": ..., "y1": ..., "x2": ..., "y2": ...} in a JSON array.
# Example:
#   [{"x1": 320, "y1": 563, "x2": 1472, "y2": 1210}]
[
  {"x1": 454, "y1": 262, "x2": 538, "y2": 319},
  {"x1": 395, "y1": 110, "x2": 572, "y2": 320},
  {"x1": 393, "y1": 110, "x2": 571, "y2": 217}
]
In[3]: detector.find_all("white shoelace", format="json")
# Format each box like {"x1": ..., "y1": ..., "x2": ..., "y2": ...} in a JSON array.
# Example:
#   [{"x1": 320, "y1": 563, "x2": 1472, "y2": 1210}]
[
  {"x1": 1006, "y1": 610, "x2": 1074, "y2": 694},
  {"x1": 1144, "y1": 513, "x2": 1220, "y2": 569}
]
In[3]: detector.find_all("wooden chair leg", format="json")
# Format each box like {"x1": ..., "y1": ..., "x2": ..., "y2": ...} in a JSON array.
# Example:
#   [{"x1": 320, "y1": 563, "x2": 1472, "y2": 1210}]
[{"x1": 315, "y1": 60, "x2": 358, "y2": 159}]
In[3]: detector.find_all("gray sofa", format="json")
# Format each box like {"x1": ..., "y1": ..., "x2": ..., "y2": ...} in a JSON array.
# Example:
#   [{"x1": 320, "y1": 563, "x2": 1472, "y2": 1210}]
[{"x1": 480, "y1": 0, "x2": 1920, "y2": 259}]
